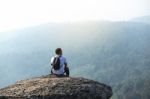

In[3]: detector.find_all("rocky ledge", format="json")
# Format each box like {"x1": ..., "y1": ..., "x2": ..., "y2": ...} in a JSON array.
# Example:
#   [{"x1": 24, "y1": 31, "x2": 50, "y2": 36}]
[{"x1": 0, "y1": 75, "x2": 112, "y2": 99}]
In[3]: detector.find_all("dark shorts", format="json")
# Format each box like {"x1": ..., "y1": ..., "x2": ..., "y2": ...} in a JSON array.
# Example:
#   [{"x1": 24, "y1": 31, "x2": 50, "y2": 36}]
[{"x1": 51, "y1": 66, "x2": 70, "y2": 77}]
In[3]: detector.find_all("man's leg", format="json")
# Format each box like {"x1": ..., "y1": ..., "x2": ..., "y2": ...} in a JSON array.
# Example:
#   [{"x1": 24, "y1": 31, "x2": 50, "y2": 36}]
[{"x1": 64, "y1": 66, "x2": 70, "y2": 76}]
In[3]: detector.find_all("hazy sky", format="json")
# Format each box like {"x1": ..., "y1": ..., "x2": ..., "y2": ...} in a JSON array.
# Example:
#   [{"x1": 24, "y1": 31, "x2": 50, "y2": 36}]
[{"x1": 0, "y1": 0, "x2": 149, "y2": 32}]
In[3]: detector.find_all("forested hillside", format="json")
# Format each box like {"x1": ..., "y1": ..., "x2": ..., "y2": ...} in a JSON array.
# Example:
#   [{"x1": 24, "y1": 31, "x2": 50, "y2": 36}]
[{"x1": 0, "y1": 20, "x2": 150, "y2": 99}]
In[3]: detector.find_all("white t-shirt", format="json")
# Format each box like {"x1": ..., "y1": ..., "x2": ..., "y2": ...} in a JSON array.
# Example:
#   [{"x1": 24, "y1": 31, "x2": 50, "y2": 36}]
[{"x1": 51, "y1": 55, "x2": 67, "y2": 75}]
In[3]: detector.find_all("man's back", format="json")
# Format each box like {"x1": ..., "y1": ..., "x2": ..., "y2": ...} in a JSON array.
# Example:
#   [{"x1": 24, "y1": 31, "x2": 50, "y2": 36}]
[
  {"x1": 51, "y1": 55, "x2": 67, "y2": 75},
  {"x1": 51, "y1": 48, "x2": 70, "y2": 76}
]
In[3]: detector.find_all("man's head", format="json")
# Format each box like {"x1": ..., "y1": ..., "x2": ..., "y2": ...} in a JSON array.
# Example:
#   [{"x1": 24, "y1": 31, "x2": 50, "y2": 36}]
[{"x1": 55, "y1": 48, "x2": 62, "y2": 55}]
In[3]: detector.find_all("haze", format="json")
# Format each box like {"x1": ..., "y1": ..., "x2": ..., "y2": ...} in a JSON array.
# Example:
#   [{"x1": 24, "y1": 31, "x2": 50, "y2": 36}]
[{"x1": 0, "y1": 0, "x2": 150, "y2": 32}]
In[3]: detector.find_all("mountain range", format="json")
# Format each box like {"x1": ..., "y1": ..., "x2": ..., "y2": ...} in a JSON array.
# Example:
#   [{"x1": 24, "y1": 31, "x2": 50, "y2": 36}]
[{"x1": 0, "y1": 16, "x2": 150, "y2": 99}]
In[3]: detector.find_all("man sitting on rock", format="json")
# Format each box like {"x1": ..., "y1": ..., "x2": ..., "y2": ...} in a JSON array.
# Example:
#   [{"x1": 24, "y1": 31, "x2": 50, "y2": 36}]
[{"x1": 51, "y1": 48, "x2": 70, "y2": 77}]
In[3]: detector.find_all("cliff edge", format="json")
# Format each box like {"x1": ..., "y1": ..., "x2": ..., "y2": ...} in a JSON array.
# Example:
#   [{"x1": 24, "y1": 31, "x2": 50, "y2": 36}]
[{"x1": 0, "y1": 75, "x2": 112, "y2": 99}]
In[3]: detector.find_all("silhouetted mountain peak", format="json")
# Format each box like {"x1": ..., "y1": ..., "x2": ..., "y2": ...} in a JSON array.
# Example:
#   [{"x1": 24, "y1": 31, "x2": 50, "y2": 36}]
[{"x1": 131, "y1": 15, "x2": 150, "y2": 24}]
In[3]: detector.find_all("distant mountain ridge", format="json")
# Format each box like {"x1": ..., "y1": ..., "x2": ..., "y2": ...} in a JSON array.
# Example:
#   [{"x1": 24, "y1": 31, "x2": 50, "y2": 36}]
[{"x1": 131, "y1": 15, "x2": 150, "y2": 24}]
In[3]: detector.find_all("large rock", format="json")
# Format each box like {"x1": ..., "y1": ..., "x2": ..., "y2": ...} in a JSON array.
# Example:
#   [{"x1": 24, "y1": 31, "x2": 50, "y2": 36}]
[{"x1": 0, "y1": 75, "x2": 112, "y2": 99}]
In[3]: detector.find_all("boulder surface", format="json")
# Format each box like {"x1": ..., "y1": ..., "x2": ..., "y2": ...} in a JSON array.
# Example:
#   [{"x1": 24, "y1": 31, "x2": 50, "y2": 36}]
[{"x1": 0, "y1": 75, "x2": 112, "y2": 99}]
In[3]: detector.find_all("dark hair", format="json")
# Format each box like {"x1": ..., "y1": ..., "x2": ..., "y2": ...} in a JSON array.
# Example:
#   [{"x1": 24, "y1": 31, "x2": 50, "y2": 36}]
[{"x1": 55, "y1": 48, "x2": 62, "y2": 55}]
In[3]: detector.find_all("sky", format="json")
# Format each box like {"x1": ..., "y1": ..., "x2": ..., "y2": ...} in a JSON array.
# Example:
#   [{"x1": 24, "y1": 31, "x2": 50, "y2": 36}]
[{"x1": 0, "y1": 0, "x2": 150, "y2": 32}]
